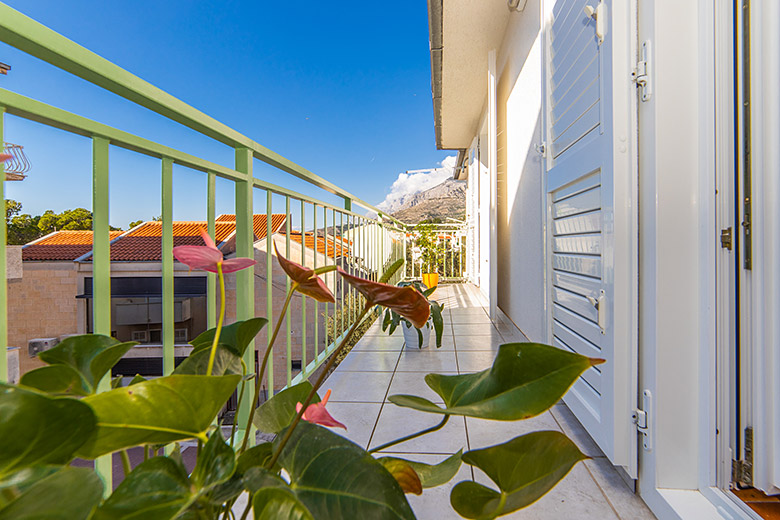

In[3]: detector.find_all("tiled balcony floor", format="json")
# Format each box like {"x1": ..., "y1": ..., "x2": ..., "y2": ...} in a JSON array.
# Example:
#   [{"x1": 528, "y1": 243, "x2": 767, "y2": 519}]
[{"x1": 322, "y1": 283, "x2": 656, "y2": 520}]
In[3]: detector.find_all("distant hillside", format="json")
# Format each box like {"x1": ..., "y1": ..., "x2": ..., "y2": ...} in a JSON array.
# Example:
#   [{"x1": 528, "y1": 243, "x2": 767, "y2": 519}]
[{"x1": 390, "y1": 178, "x2": 466, "y2": 224}]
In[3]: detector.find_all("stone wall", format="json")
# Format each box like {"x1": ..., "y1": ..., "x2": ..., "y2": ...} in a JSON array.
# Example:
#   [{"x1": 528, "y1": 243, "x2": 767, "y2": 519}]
[{"x1": 7, "y1": 262, "x2": 83, "y2": 375}]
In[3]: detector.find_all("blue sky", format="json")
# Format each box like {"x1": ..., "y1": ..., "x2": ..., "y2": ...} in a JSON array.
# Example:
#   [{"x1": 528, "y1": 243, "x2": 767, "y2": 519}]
[{"x1": 1, "y1": 1, "x2": 452, "y2": 229}]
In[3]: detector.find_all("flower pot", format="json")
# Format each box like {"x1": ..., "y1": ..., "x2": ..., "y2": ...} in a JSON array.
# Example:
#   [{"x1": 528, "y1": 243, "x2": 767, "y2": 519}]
[
  {"x1": 402, "y1": 321, "x2": 431, "y2": 349},
  {"x1": 421, "y1": 272, "x2": 439, "y2": 290}
]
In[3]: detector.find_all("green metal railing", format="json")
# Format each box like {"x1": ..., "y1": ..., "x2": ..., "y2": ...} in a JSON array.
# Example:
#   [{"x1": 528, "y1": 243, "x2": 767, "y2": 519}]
[{"x1": 0, "y1": 3, "x2": 406, "y2": 487}]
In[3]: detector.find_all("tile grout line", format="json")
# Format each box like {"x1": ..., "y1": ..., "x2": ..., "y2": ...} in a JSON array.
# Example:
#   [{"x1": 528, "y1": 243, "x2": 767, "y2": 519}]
[
  {"x1": 582, "y1": 459, "x2": 624, "y2": 520},
  {"x1": 365, "y1": 342, "x2": 404, "y2": 451}
]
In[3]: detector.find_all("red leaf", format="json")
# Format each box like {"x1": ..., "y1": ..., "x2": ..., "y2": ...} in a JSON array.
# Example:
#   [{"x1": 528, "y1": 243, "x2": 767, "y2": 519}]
[
  {"x1": 275, "y1": 242, "x2": 335, "y2": 303},
  {"x1": 338, "y1": 268, "x2": 430, "y2": 328}
]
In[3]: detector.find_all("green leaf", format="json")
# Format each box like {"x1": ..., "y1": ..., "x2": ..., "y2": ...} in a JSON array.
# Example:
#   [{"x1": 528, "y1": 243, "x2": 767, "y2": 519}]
[
  {"x1": 93, "y1": 457, "x2": 194, "y2": 520},
  {"x1": 0, "y1": 466, "x2": 60, "y2": 509},
  {"x1": 190, "y1": 432, "x2": 236, "y2": 491},
  {"x1": 377, "y1": 450, "x2": 462, "y2": 489},
  {"x1": 431, "y1": 302, "x2": 444, "y2": 348},
  {"x1": 451, "y1": 431, "x2": 587, "y2": 519},
  {"x1": 378, "y1": 258, "x2": 404, "y2": 284},
  {"x1": 377, "y1": 458, "x2": 422, "y2": 495},
  {"x1": 237, "y1": 442, "x2": 275, "y2": 474},
  {"x1": 129, "y1": 374, "x2": 147, "y2": 386},
  {"x1": 388, "y1": 343, "x2": 603, "y2": 420},
  {"x1": 190, "y1": 317, "x2": 268, "y2": 357},
  {"x1": 254, "y1": 381, "x2": 320, "y2": 434},
  {"x1": 243, "y1": 466, "x2": 288, "y2": 494},
  {"x1": 274, "y1": 421, "x2": 415, "y2": 519},
  {"x1": 20, "y1": 365, "x2": 86, "y2": 396},
  {"x1": 77, "y1": 374, "x2": 241, "y2": 458},
  {"x1": 253, "y1": 487, "x2": 314, "y2": 520},
  {"x1": 0, "y1": 467, "x2": 103, "y2": 520},
  {"x1": 37, "y1": 334, "x2": 136, "y2": 394},
  {"x1": 204, "y1": 442, "x2": 277, "y2": 506},
  {"x1": 0, "y1": 384, "x2": 95, "y2": 478},
  {"x1": 111, "y1": 374, "x2": 124, "y2": 389},
  {"x1": 173, "y1": 345, "x2": 242, "y2": 376}
]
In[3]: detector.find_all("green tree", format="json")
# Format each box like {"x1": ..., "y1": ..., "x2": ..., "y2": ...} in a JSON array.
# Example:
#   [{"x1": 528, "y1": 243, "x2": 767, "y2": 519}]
[
  {"x1": 127, "y1": 219, "x2": 144, "y2": 229},
  {"x1": 5, "y1": 200, "x2": 120, "y2": 244}
]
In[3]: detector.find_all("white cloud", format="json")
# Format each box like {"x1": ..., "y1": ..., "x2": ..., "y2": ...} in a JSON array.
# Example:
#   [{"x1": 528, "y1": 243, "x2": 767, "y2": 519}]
[{"x1": 376, "y1": 155, "x2": 457, "y2": 214}]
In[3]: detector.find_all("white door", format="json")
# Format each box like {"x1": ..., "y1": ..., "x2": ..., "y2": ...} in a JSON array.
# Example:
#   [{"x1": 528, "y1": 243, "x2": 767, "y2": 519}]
[{"x1": 543, "y1": 0, "x2": 638, "y2": 476}]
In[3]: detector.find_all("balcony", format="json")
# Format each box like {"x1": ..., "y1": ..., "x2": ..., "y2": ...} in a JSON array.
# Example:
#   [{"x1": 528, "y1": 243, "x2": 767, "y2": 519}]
[{"x1": 0, "y1": 5, "x2": 657, "y2": 519}]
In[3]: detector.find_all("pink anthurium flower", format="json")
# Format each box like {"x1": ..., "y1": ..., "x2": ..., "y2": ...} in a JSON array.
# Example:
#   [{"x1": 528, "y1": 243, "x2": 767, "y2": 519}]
[
  {"x1": 296, "y1": 389, "x2": 346, "y2": 430},
  {"x1": 173, "y1": 227, "x2": 256, "y2": 273},
  {"x1": 0, "y1": 153, "x2": 12, "y2": 163}
]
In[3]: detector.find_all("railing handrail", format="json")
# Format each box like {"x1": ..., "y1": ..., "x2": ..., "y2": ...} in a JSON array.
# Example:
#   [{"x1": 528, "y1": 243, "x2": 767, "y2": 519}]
[
  {"x1": 0, "y1": 89, "x2": 407, "y2": 228},
  {"x1": 0, "y1": 3, "x2": 404, "y2": 225}
]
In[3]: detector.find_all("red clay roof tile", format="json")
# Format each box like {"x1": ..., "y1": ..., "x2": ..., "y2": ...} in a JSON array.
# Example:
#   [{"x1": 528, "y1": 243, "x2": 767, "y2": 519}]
[{"x1": 22, "y1": 230, "x2": 123, "y2": 261}]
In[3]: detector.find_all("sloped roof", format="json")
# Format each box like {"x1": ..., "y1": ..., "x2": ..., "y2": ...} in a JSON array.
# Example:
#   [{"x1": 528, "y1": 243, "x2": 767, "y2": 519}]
[
  {"x1": 281, "y1": 230, "x2": 350, "y2": 258},
  {"x1": 72, "y1": 214, "x2": 286, "y2": 262},
  {"x1": 104, "y1": 221, "x2": 237, "y2": 262},
  {"x1": 216, "y1": 214, "x2": 287, "y2": 241},
  {"x1": 22, "y1": 230, "x2": 122, "y2": 261}
]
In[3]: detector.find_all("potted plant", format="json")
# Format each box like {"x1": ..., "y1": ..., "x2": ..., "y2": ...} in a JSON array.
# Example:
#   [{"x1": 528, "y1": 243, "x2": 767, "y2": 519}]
[
  {"x1": 415, "y1": 223, "x2": 445, "y2": 290},
  {"x1": 381, "y1": 280, "x2": 444, "y2": 349}
]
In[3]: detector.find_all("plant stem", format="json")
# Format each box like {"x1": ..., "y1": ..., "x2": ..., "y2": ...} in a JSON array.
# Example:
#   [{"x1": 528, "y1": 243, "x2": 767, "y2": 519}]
[
  {"x1": 120, "y1": 449, "x2": 132, "y2": 477},
  {"x1": 267, "y1": 302, "x2": 372, "y2": 469},
  {"x1": 230, "y1": 360, "x2": 248, "y2": 448},
  {"x1": 239, "y1": 495, "x2": 252, "y2": 520},
  {"x1": 368, "y1": 415, "x2": 449, "y2": 454},
  {"x1": 143, "y1": 445, "x2": 149, "y2": 461},
  {"x1": 239, "y1": 283, "x2": 298, "y2": 453},
  {"x1": 206, "y1": 263, "x2": 226, "y2": 377}
]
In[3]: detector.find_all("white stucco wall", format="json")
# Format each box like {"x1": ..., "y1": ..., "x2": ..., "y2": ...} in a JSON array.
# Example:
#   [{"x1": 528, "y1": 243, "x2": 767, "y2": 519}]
[{"x1": 494, "y1": 2, "x2": 545, "y2": 342}]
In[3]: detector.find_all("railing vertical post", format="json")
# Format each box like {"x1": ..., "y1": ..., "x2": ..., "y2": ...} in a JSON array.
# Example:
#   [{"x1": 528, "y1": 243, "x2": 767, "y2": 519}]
[
  {"x1": 207, "y1": 172, "x2": 216, "y2": 329},
  {"x1": 402, "y1": 229, "x2": 407, "y2": 281},
  {"x1": 234, "y1": 148, "x2": 254, "y2": 442},
  {"x1": 92, "y1": 135, "x2": 112, "y2": 490},
  {"x1": 285, "y1": 196, "x2": 291, "y2": 386},
  {"x1": 300, "y1": 199, "x2": 306, "y2": 370},
  {"x1": 0, "y1": 107, "x2": 6, "y2": 383},
  {"x1": 0, "y1": 107, "x2": 6, "y2": 381},
  {"x1": 161, "y1": 157, "x2": 174, "y2": 375},
  {"x1": 339, "y1": 210, "x2": 344, "y2": 340},
  {"x1": 377, "y1": 217, "x2": 384, "y2": 281},
  {"x1": 312, "y1": 205, "x2": 318, "y2": 360},
  {"x1": 265, "y1": 190, "x2": 273, "y2": 395}
]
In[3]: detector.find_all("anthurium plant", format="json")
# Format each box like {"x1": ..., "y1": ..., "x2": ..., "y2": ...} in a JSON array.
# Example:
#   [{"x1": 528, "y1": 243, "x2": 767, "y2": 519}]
[
  {"x1": 0, "y1": 227, "x2": 604, "y2": 520},
  {"x1": 380, "y1": 278, "x2": 445, "y2": 349}
]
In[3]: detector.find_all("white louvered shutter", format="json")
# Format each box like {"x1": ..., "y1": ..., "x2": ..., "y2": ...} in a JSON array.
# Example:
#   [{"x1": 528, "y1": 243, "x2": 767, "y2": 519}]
[{"x1": 543, "y1": 0, "x2": 638, "y2": 476}]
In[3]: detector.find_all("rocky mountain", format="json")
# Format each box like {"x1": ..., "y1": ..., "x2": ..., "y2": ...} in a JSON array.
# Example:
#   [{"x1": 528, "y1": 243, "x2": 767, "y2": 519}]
[{"x1": 389, "y1": 178, "x2": 466, "y2": 224}]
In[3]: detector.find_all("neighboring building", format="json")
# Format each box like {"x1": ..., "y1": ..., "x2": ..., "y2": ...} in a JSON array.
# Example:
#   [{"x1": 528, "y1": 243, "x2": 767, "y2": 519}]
[
  {"x1": 9, "y1": 215, "x2": 351, "y2": 392},
  {"x1": 9, "y1": 230, "x2": 122, "y2": 375},
  {"x1": 427, "y1": 1, "x2": 780, "y2": 518}
]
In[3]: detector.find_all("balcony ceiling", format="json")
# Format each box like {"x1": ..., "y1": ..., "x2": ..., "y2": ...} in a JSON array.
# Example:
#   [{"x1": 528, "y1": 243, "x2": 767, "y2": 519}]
[{"x1": 428, "y1": 0, "x2": 511, "y2": 150}]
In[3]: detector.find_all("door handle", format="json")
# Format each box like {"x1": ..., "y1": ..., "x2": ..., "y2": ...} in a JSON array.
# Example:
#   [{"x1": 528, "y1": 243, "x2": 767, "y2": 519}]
[{"x1": 587, "y1": 290, "x2": 607, "y2": 335}]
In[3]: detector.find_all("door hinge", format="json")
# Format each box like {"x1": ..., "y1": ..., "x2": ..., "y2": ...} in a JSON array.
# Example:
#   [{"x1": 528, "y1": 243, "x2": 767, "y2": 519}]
[
  {"x1": 632, "y1": 389, "x2": 653, "y2": 451},
  {"x1": 732, "y1": 427, "x2": 754, "y2": 486},
  {"x1": 720, "y1": 227, "x2": 733, "y2": 250},
  {"x1": 631, "y1": 41, "x2": 652, "y2": 102}
]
